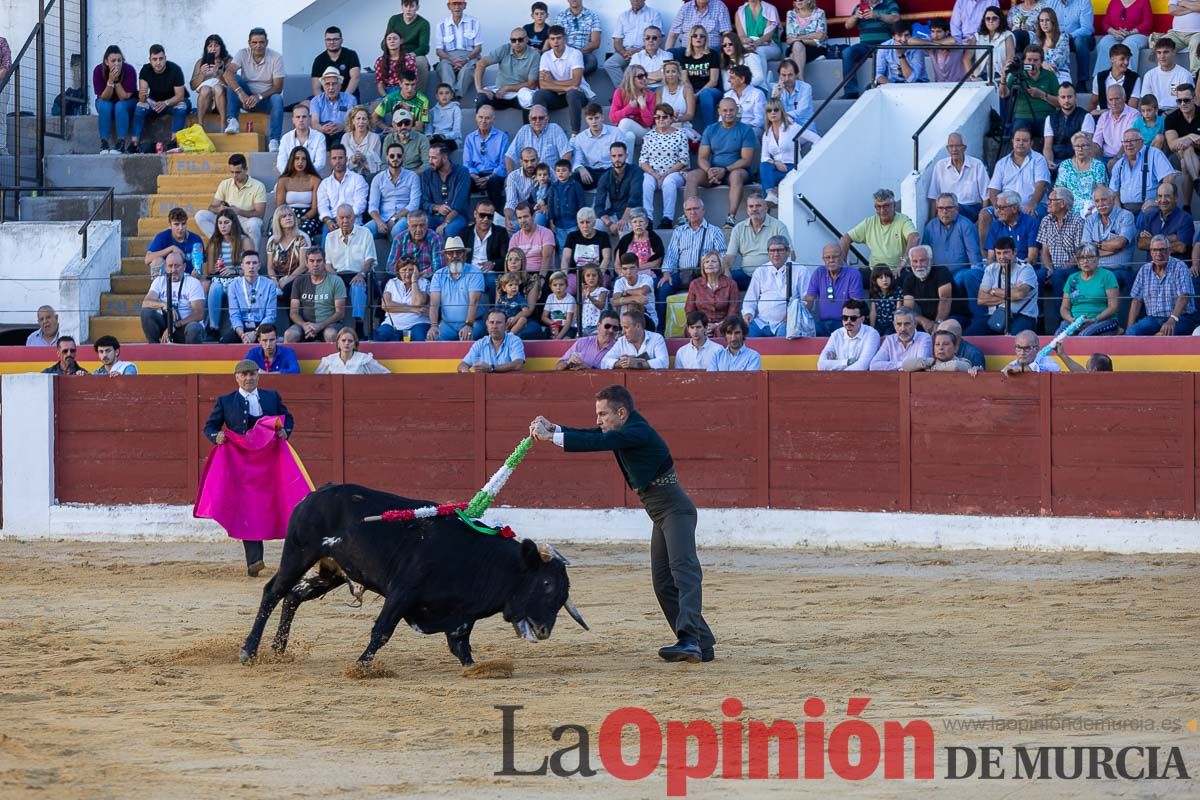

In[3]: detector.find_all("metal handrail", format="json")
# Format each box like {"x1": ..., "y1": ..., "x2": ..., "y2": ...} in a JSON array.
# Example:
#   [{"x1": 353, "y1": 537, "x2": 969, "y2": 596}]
[
  {"x1": 796, "y1": 192, "x2": 869, "y2": 266},
  {"x1": 78, "y1": 188, "x2": 115, "y2": 258},
  {"x1": 910, "y1": 48, "x2": 996, "y2": 171},
  {"x1": 0, "y1": 186, "x2": 116, "y2": 258}
]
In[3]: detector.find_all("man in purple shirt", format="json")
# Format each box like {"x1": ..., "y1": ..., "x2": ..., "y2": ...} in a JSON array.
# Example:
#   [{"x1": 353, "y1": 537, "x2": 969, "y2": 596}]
[
  {"x1": 804, "y1": 243, "x2": 866, "y2": 336},
  {"x1": 556, "y1": 309, "x2": 620, "y2": 369}
]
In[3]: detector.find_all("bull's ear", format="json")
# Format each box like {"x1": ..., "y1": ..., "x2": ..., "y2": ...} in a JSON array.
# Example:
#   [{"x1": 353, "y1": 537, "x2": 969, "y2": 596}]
[{"x1": 520, "y1": 538, "x2": 543, "y2": 571}]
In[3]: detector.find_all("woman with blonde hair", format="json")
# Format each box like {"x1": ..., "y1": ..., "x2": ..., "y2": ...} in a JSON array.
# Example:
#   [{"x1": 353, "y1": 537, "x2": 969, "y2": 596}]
[
  {"x1": 760, "y1": 100, "x2": 803, "y2": 205},
  {"x1": 316, "y1": 327, "x2": 391, "y2": 374},
  {"x1": 341, "y1": 105, "x2": 382, "y2": 176},
  {"x1": 657, "y1": 60, "x2": 697, "y2": 140},
  {"x1": 610, "y1": 65, "x2": 657, "y2": 145},
  {"x1": 265, "y1": 205, "x2": 311, "y2": 302}
]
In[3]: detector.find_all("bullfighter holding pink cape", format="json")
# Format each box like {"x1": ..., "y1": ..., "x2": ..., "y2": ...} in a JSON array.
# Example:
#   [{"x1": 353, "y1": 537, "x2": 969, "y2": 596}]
[{"x1": 195, "y1": 359, "x2": 313, "y2": 575}]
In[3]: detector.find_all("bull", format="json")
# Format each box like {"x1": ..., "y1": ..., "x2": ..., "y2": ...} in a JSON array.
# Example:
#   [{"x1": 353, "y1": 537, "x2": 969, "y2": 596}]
[{"x1": 239, "y1": 483, "x2": 588, "y2": 668}]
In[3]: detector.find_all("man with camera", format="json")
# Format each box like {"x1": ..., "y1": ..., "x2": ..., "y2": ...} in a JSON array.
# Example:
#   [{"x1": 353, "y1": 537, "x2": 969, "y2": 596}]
[{"x1": 999, "y1": 45, "x2": 1060, "y2": 139}]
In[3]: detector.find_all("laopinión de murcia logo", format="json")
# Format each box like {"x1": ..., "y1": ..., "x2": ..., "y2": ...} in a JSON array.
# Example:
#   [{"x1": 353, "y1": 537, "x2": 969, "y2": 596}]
[{"x1": 495, "y1": 699, "x2": 1193, "y2": 795}]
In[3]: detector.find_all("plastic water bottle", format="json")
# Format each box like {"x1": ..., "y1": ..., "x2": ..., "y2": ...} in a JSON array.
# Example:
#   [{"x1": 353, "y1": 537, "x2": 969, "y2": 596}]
[{"x1": 191, "y1": 242, "x2": 203, "y2": 275}]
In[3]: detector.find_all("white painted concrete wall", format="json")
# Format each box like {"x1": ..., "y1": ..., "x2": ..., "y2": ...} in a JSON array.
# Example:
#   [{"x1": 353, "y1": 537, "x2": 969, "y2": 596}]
[
  {"x1": 0, "y1": 220, "x2": 120, "y2": 341},
  {"x1": 779, "y1": 84, "x2": 995, "y2": 267},
  {"x1": 1, "y1": 374, "x2": 55, "y2": 537},
  {"x1": 20, "y1": 504, "x2": 1200, "y2": 553}
]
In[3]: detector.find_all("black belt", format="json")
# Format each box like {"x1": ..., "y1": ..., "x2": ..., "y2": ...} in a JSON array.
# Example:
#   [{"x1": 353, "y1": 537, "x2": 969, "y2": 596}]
[{"x1": 644, "y1": 469, "x2": 679, "y2": 490}]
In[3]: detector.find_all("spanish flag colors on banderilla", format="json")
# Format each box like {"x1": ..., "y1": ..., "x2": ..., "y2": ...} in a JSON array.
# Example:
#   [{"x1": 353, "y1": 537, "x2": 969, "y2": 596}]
[{"x1": 363, "y1": 437, "x2": 536, "y2": 537}]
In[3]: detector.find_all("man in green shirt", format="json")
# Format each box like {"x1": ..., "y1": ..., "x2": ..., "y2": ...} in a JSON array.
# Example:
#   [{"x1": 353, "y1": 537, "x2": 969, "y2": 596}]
[
  {"x1": 385, "y1": 0, "x2": 432, "y2": 91},
  {"x1": 1000, "y1": 44, "x2": 1059, "y2": 134}
]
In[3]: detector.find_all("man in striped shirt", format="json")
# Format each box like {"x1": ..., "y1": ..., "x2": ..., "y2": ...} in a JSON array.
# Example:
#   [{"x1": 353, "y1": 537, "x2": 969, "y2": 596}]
[
  {"x1": 659, "y1": 197, "x2": 727, "y2": 323},
  {"x1": 435, "y1": 0, "x2": 481, "y2": 99}
]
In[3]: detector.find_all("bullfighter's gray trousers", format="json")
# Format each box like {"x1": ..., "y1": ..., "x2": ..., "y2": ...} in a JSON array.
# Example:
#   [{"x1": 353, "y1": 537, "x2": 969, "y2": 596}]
[{"x1": 639, "y1": 482, "x2": 715, "y2": 649}]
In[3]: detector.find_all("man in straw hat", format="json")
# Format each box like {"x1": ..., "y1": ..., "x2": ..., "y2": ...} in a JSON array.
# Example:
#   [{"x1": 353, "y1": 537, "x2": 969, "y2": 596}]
[
  {"x1": 427, "y1": 235, "x2": 485, "y2": 340},
  {"x1": 200, "y1": 359, "x2": 297, "y2": 576}
]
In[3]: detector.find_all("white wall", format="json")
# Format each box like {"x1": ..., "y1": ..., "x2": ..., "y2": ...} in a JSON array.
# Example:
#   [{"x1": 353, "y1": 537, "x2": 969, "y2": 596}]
[
  {"x1": 779, "y1": 84, "x2": 995, "y2": 267},
  {"x1": 0, "y1": 220, "x2": 120, "y2": 340}
]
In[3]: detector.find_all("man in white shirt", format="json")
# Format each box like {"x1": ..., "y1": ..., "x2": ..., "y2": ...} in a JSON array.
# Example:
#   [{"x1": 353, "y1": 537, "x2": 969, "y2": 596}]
[
  {"x1": 139, "y1": 250, "x2": 206, "y2": 343},
  {"x1": 927, "y1": 132, "x2": 989, "y2": 221},
  {"x1": 276, "y1": 104, "x2": 327, "y2": 174},
  {"x1": 629, "y1": 26, "x2": 667, "y2": 87},
  {"x1": 435, "y1": 0, "x2": 482, "y2": 99},
  {"x1": 723, "y1": 66, "x2": 766, "y2": 136},
  {"x1": 983, "y1": 128, "x2": 1050, "y2": 233},
  {"x1": 317, "y1": 143, "x2": 369, "y2": 244},
  {"x1": 1140, "y1": 38, "x2": 1192, "y2": 112},
  {"x1": 1155, "y1": 0, "x2": 1200, "y2": 72},
  {"x1": 1000, "y1": 329, "x2": 1061, "y2": 374},
  {"x1": 602, "y1": 307, "x2": 669, "y2": 369},
  {"x1": 604, "y1": 0, "x2": 666, "y2": 88},
  {"x1": 324, "y1": 205, "x2": 377, "y2": 329},
  {"x1": 818, "y1": 299, "x2": 880, "y2": 371},
  {"x1": 532, "y1": 26, "x2": 593, "y2": 137},
  {"x1": 741, "y1": 236, "x2": 809, "y2": 337},
  {"x1": 674, "y1": 311, "x2": 724, "y2": 368}
]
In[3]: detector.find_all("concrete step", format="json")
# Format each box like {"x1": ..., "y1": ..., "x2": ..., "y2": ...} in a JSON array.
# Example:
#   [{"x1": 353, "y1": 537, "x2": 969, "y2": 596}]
[
  {"x1": 121, "y1": 256, "x2": 151, "y2": 275},
  {"x1": 209, "y1": 132, "x2": 266, "y2": 152},
  {"x1": 138, "y1": 216, "x2": 204, "y2": 236},
  {"x1": 156, "y1": 174, "x2": 226, "y2": 193},
  {"x1": 110, "y1": 275, "x2": 152, "y2": 294},
  {"x1": 147, "y1": 193, "x2": 218, "y2": 217},
  {"x1": 17, "y1": 193, "x2": 146, "y2": 232},
  {"x1": 185, "y1": 111, "x2": 270, "y2": 134},
  {"x1": 124, "y1": 235, "x2": 155, "y2": 256},
  {"x1": 88, "y1": 315, "x2": 146, "y2": 343},
  {"x1": 166, "y1": 151, "x2": 249, "y2": 175},
  {"x1": 45, "y1": 153, "x2": 166, "y2": 194},
  {"x1": 100, "y1": 293, "x2": 148, "y2": 316}
]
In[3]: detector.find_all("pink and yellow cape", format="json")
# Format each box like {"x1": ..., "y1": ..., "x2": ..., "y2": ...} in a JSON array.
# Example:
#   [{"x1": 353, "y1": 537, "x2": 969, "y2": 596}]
[{"x1": 193, "y1": 415, "x2": 314, "y2": 541}]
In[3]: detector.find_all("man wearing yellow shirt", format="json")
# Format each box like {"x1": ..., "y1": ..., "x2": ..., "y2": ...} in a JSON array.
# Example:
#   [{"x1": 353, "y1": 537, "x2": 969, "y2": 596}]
[{"x1": 195, "y1": 153, "x2": 267, "y2": 246}]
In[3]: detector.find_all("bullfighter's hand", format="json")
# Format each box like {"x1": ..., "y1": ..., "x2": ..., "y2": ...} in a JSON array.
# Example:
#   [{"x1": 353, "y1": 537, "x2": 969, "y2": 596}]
[{"x1": 215, "y1": 431, "x2": 226, "y2": 445}]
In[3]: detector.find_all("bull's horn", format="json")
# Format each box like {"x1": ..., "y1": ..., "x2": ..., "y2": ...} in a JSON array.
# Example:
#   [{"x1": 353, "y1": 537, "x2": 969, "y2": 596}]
[
  {"x1": 537, "y1": 543, "x2": 570, "y2": 565},
  {"x1": 564, "y1": 597, "x2": 589, "y2": 631}
]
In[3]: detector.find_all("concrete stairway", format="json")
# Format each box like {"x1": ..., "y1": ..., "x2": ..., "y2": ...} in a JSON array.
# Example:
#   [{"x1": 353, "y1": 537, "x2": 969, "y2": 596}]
[{"x1": 88, "y1": 115, "x2": 269, "y2": 342}]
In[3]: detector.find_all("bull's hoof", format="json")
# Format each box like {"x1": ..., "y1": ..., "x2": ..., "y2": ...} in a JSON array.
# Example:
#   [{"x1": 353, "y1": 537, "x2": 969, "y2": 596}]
[{"x1": 239, "y1": 648, "x2": 254, "y2": 664}]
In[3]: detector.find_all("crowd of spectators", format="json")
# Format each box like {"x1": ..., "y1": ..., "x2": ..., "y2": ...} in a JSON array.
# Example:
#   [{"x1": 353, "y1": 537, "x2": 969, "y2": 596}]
[{"x1": 48, "y1": 0, "x2": 1200, "y2": 375}]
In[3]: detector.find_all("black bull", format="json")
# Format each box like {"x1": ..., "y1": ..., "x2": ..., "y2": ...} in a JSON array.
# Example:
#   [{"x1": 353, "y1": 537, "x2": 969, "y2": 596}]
[{"x1": 239, "y1": 484, "x2": 588, "y2": 667}]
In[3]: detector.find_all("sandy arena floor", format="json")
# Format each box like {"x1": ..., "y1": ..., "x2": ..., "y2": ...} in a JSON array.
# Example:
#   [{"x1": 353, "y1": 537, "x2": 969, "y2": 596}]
[{"x1": 0, "y1": 540, "x2": 1196, "y2": 799}]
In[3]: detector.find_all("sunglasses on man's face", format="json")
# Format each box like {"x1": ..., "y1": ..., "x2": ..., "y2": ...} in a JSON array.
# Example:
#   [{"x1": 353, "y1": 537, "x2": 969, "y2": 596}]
[
  {"x1": 601, "y1": 323, "x2": 619, "y2": 331},
  {"x1": 842, "y1": 315, "x2": 862, "y2": 322},
  {"x1": 511, "y1": 37, "x2": 527, "y2": 43}
]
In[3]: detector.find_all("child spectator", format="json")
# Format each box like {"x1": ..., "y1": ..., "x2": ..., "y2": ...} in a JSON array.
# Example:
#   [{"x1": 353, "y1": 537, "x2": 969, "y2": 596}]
[
  {"x1": 496, "y1": 272, "x2": 530, "y2": 335},
  {"x1": 1132, "y1": 94, "x2": 1164, "y2": 150},
  {"x1": 541, "y1": 270, "x2": 578, "y2": 338},
  {"x1": 579, "y1": 265, "x2": 609, "y2": 335},
  {"x1": 532, "y1": 163, "x2": 552, "y2": 226},
  {"x1": 547, "y1": 158, "x2": 584, "y2": 249},
  {"x1": 868, "y1": 265, "x2": 903, "y2": 336},
  {"x1": 612, "y1": 253, "x2": 659, "y2": 331},
  {"x1": 429, "y1": 82, "x2": 462, "y2": 146},
  {"x1": 375, "y1": 70, "x2": 429, "y2": 133},
  {"x1": 524, "y1": 2, "x2": 551, "y2": 50}
]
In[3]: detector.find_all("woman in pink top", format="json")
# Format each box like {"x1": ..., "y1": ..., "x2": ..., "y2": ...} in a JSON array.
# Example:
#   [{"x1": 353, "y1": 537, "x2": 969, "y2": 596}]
[
  {"x1": 509, "y1": 201, "x2": 556, "y2": 276},
  {"x1": 1094, "y1": 0, "x2": 1152, "y2": 76},
  {"x1": 610, "y1": 66, "x2": 657, "y2": 146}
]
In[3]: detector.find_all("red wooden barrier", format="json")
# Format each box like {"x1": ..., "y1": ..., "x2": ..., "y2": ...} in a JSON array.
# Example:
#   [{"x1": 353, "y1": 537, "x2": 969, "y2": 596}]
[{"x1": 50, "y1": 373, "x2": 1200, "y2": 520}]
